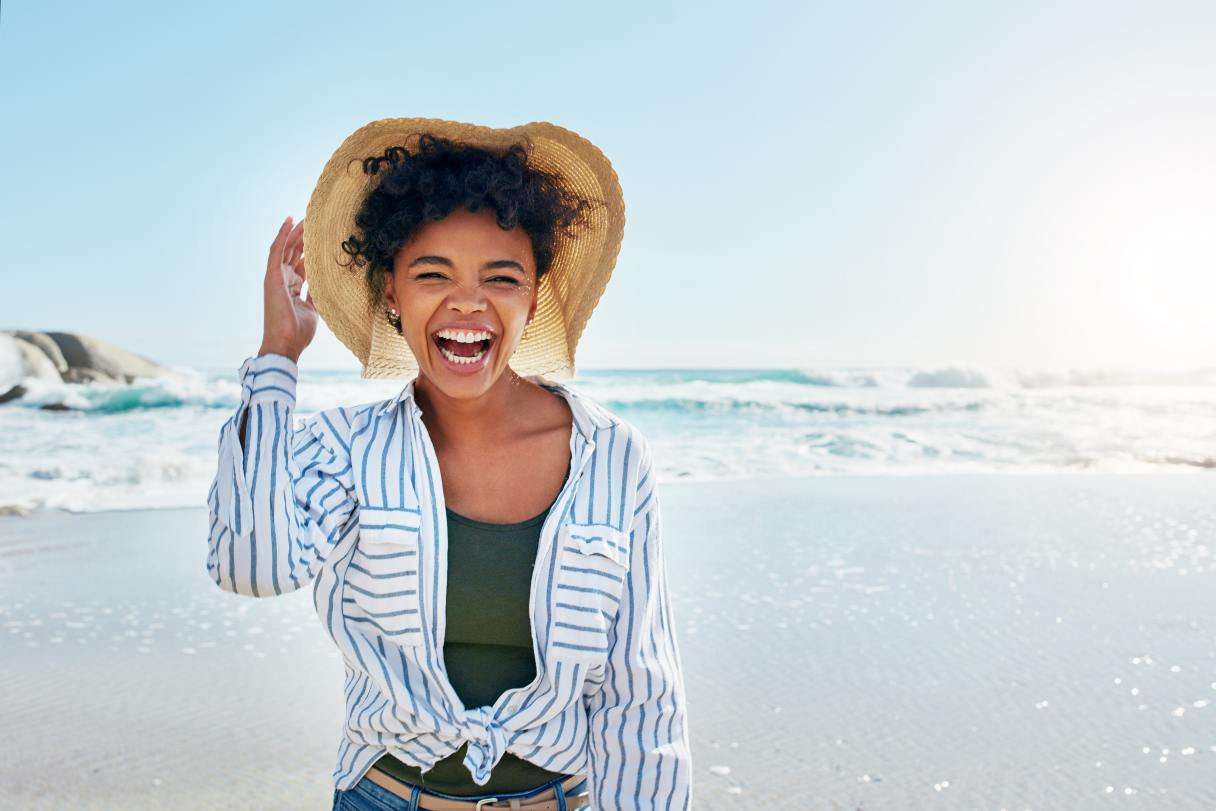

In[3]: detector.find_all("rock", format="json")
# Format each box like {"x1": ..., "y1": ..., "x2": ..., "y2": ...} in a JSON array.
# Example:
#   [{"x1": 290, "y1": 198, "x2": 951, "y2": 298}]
[
  {"x1": 0, "y1": 383, "x2": 25, "y2": 404},
  {"x1": 7, "y1": 330, "x2": 69, "y2": 373},
  {"x1": 62, "y1": 367, "x2": 119, "y2": 385},
  {"x1": 13, "y1": 336, "x2": 64, "y2": 383},
  {"x1": 44, "y1": 332, "x2": 167, "y2": 383},
  {"x1": 0, "y1": 329, "x2": 176, "y2": 408}
]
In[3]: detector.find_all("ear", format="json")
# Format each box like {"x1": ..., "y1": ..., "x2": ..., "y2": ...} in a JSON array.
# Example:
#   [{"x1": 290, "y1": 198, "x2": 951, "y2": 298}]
[{"x1": 383, "y1": 270, "x2": 396, "y2": 310}]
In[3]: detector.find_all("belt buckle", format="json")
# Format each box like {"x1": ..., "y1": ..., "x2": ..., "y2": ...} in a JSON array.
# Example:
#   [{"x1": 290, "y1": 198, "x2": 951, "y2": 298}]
[{"x1": 473, "y1": 798, "x2": 500, "y2": 810}]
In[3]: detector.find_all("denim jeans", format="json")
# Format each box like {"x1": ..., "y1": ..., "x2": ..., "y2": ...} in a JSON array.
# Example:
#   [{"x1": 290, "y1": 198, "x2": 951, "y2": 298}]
[{"x1": 332, "y1": 773, "x2": 588, "y2": 811}]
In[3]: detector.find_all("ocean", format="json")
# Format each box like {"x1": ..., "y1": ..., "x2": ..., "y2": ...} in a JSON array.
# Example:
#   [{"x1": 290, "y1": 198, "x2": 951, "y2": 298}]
[{"x1": 2, "y1": 364, "x2": 1214, "y2": 514}]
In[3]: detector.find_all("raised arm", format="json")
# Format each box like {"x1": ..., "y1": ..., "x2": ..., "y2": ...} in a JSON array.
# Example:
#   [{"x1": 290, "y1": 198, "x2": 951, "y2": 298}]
[
  {"x1": 205, "y1": 215, "x2": 356, "y2": 597},
  {"x1": 583, "y1": 440, "x2": 693, "y2": 810},
  {"x1": 206, "y1": 352, "x2": 358, "y2": 597}
]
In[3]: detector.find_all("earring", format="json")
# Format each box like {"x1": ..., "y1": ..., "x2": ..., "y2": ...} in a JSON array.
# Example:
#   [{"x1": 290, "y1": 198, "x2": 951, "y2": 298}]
[{"x1": 386, "y1": 307, "x2": 402, "y2": 335}]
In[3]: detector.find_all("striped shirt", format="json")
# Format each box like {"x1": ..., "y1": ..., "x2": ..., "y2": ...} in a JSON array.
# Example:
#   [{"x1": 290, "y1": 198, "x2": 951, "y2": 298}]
[{"x1": 205, "y1": 352, "x2": 692, "y2": 809}]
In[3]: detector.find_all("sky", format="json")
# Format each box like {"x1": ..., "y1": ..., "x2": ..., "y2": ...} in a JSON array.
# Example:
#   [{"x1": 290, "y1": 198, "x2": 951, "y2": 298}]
[{"x1": 1, "y1": 1, "x2": 1213, "y2": 373}]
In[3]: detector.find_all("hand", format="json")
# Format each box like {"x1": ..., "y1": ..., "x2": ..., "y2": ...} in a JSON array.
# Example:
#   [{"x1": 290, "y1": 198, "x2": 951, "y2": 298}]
[{"x1": 259, "y1": 216, "x2": 317, "y2": 363}]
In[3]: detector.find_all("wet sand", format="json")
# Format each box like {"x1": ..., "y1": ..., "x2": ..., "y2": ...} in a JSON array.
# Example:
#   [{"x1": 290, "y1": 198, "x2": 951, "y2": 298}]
[{"x1": 2, "y1": 474, "x2": 1214, "y2": 809}]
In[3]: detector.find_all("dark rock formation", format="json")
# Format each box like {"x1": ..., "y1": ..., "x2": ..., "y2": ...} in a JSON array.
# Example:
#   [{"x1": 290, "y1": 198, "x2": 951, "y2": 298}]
[{"x1": 1, "y1": 330, "x2": 175, "y2": 408}]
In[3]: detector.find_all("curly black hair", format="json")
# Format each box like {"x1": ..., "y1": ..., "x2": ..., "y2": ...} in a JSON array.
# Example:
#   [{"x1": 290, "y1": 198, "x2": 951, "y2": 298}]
[{"x1": 339, "y1": 133, "x2": 600, "y2": 311}]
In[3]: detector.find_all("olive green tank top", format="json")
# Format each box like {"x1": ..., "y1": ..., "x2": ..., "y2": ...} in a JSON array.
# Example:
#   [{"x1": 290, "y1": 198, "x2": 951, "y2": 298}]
[{"x1": 371, "y1": 476, "x2": 576, "y2": 795}]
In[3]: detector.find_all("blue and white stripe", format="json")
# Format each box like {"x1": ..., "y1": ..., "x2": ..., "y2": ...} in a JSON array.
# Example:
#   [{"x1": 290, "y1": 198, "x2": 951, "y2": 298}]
[{"x1": 206, "y1": 352, "x2": 691, "y2": 809}]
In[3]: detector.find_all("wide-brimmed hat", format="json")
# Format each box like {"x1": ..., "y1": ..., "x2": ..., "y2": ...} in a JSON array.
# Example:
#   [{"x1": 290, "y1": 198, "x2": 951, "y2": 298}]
[{"x1": 302, "y1": 117, "x2": 625, "y2": 381}]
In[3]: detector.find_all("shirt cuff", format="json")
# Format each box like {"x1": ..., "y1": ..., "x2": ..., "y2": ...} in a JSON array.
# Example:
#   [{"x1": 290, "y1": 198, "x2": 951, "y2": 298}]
[{"x1": 238, "y1": 352, "x2": 298, "y2": 409}]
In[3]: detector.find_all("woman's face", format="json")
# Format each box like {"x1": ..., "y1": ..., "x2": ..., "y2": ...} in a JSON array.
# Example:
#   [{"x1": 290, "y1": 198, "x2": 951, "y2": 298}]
[{"x1": 384, "y1": 206, "x2": 538, "y2": 399}]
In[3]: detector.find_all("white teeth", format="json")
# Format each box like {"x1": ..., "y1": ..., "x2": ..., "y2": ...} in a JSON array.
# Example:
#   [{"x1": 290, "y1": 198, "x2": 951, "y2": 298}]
[
  {"x1": 434, "y1": 327, "x2": 491, "y2": 366},
  {"x1": 438, "y1": 344, "x2": 487, "y2": 365},
  {"x1": 436, "y1": 328, "x2": 492, "y2": 343}
]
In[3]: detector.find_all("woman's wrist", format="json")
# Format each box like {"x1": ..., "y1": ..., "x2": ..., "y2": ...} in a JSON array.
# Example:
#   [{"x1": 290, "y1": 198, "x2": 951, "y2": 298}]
[{"x1": 257, "y1": 341, "x2": 301, "y2": 364}]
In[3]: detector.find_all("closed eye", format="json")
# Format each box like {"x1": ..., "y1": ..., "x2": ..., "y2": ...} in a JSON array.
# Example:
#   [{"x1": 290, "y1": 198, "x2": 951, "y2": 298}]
[{"x1": 415, "y1": 273, "x2": 518, "y2": 284}]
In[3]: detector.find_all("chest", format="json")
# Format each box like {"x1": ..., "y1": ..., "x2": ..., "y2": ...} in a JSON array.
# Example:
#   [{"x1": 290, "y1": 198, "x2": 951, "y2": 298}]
[
  {"x1": 435, "y1": 428, "x2": 571, "y2": 524},
  {"x1": 341, "y1": 406, "x2": 634, "y2": 667}
]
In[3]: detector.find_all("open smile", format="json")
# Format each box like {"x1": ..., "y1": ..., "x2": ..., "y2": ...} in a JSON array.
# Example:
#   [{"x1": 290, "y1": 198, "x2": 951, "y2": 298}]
[{"x1": 429, "y1": 327, "x2": 496, "y2": 371}]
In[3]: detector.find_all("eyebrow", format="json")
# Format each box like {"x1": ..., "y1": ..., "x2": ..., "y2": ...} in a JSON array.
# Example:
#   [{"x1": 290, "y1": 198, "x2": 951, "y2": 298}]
[{"x1": 406, "y1": 256, "x2": 526, "y2": 273}]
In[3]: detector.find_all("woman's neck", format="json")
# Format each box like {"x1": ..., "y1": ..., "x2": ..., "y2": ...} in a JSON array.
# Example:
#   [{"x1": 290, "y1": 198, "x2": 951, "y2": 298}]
[{"x1": 414, "y1": 369, "x2": 533, "y2": 450}]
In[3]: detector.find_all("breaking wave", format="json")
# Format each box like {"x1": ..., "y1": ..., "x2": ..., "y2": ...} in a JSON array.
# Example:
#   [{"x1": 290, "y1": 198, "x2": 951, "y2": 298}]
[{"x1": 1, "y1": 363, "x2": 1213, "y2": 514}]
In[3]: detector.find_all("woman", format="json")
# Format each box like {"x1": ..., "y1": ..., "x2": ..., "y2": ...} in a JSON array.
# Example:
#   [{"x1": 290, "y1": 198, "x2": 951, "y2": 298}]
[{"x1": 206, "y1": 119, "x2": 691, "y2": 811}]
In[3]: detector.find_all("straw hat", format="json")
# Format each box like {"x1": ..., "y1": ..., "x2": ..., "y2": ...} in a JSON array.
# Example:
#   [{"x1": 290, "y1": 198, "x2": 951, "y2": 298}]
[{"x1": 302, "y1": 117, "x2": 625, "y2": 381}]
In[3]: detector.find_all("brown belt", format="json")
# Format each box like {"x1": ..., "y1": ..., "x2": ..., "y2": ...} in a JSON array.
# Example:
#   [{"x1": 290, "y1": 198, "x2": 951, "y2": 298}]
[{"x1": 363, "y1": 767, "x2": 590, "y2": 810}]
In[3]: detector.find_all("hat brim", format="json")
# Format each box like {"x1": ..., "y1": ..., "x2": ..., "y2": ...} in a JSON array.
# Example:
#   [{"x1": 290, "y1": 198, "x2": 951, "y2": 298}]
[{"x1": 303, "y1": 117, "x2": 625, "y2": 381}]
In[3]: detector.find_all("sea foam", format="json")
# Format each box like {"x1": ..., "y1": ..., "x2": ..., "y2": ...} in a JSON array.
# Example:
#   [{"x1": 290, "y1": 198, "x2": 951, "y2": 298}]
[{"x1": 1, "y1": 364, "x2": 1213, "y2": 514}]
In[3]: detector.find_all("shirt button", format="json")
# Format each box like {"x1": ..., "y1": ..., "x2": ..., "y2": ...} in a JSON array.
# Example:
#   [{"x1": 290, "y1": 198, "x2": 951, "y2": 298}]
[{"x1": 507, "y1": 702, "x2": 520, "y2": 712}]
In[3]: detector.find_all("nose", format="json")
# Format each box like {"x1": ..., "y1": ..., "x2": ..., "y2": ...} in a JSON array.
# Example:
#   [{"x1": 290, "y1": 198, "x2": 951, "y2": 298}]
[{"x1": 446, "y1": 280, "x2": 487, "y2": 314}]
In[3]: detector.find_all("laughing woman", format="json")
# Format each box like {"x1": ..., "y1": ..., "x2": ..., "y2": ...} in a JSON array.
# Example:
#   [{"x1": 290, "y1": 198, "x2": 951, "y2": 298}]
[{"x1": 206, "y1": 119, "x2": 691, "y2": 811}]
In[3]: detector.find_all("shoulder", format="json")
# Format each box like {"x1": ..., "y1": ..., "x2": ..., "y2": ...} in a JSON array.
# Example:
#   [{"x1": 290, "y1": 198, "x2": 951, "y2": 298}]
[
  {"x1": 554, "y1": 382, "x2": 655, "y2": 481},
  {"x1": 567, "y1": 392, "x2": 665, "y2": 545},
  {"x1": 597, "y1": 410, "x2": 654, "y2": 476}
]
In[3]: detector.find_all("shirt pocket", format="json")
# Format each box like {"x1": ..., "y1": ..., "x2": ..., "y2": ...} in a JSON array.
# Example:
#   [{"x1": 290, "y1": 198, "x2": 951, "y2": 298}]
[
  {"x1": 343, "y1": 506, "x2": 424, "y2": 647},
  {"x1": 550, "y1": 521, "x2": 630, "y2": 661}
]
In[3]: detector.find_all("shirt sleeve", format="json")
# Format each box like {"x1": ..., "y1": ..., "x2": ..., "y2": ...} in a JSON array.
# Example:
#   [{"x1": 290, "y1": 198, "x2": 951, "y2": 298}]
[
  {"x1": 583, "y1": 440, "x2": 693, "y2": 810},
  {"x1": 205, "y1": 352, "x2": 359, "y2": 597}
]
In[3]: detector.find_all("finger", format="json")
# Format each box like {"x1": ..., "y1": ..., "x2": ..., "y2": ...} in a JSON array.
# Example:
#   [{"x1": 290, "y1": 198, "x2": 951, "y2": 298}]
[
  {"x1": 268, "y1": 216, "x2": 293, "y2": 275},
  {"x1": 284, "y1": 223, "x2": 304, "y2": 266},
  {"x1": 288, "y1": 226, "x2": 305, "y2": 268},
  {"x1": 294, "y1": 219, "x2": 307, "y2": 265},
  {"x1": 288, "y1": 217, "x2": 304, "y2": 245}
]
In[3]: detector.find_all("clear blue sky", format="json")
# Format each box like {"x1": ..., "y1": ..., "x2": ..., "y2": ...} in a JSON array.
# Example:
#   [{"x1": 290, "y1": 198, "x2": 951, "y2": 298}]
[{"x1": 1, "y1": 1, "x2": 1212, "y2": 372}]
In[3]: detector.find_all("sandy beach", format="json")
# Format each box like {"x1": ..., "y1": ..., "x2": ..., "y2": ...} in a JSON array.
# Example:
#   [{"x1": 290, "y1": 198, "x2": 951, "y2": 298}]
[{"x1": 2, "y1": 473, "x2": 1215, "y2": 810}]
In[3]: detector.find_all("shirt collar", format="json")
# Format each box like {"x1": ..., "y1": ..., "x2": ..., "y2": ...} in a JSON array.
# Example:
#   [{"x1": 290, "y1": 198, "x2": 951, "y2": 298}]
[{"x1": 374, "y1": 375, "x2": 616, "y2": 446}]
